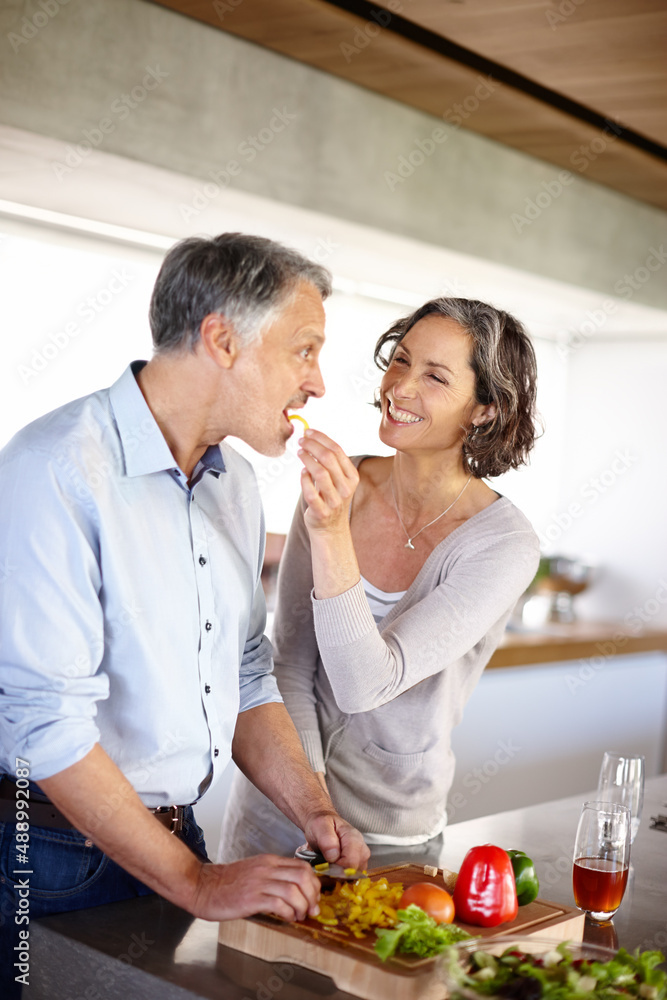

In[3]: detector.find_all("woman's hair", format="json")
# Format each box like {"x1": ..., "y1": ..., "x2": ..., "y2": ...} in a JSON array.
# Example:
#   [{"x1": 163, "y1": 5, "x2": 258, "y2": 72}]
[
  {"x1": 149, "y1": 232, "x2": 332, "y2": 352},
  {"x1": 373, "y1": 297, "x2": 540, "y2": 479}
]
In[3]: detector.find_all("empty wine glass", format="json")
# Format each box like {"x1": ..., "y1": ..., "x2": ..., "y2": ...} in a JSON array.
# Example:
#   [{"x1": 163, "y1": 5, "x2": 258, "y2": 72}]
[
  {"x1": 573, "y1": 800, "x2": 631, "y2": 922},
  {"x1": 597, "y1": 751, "x2": 645, "y2": 843}
]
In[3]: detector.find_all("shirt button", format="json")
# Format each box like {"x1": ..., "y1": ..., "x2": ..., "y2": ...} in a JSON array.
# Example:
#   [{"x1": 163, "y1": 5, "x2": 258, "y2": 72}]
[
  {"x1": 205, "y1": 621, "x2": 212, "y2": 632},
  {"x1": 205, "y1": 684, "x2": 211, "y2": 694},
  {"x1": 199, "y1": 555, "x2": 206, "y2": 566},
  {"x1": 214, "y1": 748, "x2": 219, "y2": 758}
]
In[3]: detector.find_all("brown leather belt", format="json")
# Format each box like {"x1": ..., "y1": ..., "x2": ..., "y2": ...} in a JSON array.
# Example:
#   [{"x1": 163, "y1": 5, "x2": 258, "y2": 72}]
[{"x1": 0, "y1": 777, "x2": 186, "y2": 834}]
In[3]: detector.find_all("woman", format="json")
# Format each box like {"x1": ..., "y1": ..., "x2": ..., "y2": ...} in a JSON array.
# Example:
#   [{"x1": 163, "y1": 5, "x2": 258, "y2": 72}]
[{"x1": 219, "y1": 297, "x2": 540, "y2": 862}]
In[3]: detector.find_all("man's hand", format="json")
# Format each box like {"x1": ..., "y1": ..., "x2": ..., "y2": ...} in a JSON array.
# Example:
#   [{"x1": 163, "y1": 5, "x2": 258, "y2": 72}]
[
  {"x1": 233, "y1": 704, "x2": 370, "y2": 873},
  {"x1": 304, "y1": 811, "x2": 371, "y2": 871},
  {"x1": 190, "y1": 855, "x2": 322, "y2": 922}
]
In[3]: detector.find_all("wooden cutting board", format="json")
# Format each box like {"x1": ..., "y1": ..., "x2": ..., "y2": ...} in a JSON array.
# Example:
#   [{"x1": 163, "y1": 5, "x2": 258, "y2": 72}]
[{"x1": 218, "y1": 863, "x2": 585, "y2": 1000}]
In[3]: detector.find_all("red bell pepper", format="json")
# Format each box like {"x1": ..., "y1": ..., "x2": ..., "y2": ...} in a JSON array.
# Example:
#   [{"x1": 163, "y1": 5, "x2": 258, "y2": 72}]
[{"x1": 453, "y1": 844, "x2": 519, "y2": 927}]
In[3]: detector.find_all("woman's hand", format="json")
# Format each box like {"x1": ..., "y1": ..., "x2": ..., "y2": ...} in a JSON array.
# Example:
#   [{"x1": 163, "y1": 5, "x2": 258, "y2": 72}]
[
  {"x1": 298, "y1": 430, "x2": 360, "y2": 536},
  {"x1": 296, "y1": 430, "x2": 362, "y2": 599}
]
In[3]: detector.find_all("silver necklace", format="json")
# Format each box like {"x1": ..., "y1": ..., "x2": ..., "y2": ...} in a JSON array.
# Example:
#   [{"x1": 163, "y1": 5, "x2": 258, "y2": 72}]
[{"x1": 389, "y1": 472, "x2": 473, "y2": 549}]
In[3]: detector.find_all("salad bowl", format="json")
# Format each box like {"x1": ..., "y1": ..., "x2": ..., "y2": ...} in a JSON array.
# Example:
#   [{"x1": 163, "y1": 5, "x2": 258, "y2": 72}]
[{"x1": 438, "y1": 935, "x2": 666, "y2": 999}]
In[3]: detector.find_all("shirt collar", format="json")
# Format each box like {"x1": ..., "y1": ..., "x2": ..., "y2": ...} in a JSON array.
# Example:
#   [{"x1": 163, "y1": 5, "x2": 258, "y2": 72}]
[
  {"x1": 109, "y1": 362, "x2": 225, "y2": 480},
  {"x1": 191, "y1": 445, "x2": 226, "y2": 485}
]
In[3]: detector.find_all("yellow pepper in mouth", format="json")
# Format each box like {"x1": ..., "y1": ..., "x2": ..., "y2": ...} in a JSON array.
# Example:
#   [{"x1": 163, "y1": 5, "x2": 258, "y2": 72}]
[{"x1": 288, "y1": 413, "x2": 309, "y2": 431}]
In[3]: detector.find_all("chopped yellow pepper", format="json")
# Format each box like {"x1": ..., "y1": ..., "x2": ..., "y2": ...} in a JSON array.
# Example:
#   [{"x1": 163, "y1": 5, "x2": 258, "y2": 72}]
[{"x1": 314, "y1": 877, "x2": 404, "y2": 937}]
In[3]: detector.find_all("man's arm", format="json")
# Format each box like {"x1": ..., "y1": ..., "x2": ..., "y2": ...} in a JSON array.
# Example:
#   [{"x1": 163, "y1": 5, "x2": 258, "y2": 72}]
[
  {"x1": 39, "y1": 743, "x2": 323, "y2": 922},
  {"x1": 231, "y1": 702, "x2": 370, "y2": 870}
]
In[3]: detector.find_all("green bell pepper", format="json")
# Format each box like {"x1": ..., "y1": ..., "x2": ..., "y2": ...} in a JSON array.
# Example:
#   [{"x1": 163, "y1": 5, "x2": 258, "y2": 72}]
[{"x1": 506, "y1": 849, "x2": 539, "y2": 906}]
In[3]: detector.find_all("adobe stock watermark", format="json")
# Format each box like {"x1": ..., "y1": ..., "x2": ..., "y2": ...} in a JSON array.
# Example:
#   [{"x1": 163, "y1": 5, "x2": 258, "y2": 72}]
[
  {"x1": 241, "y1": 959, "x2": 294, "y2": 1000},
  {"x1": 545, "y1": 0, "x2": 586, "y2": 31},
  {"x1": 557, "y1": 244, "x2": 667, "y2": 358},
  {"x1": 447, "y1": 738, "x2": 521, "y2": 822},
  {"x1": 613, "y1": 244, "x2": 667, "y2": 299},
  {"x1": 564, "y1": 579, "x2": 667, "y2": 695},
  {"x1": 59, "y1": 932, "x2": 156, "y2": 1000},
  {"x1": 18, "y1": 269, "x2": 134, "y2": 384},
  {"x1": 212, "y1": 0, "x2": 244, "y2": 20},
  {"x1": 308, "y1": 234, "x2": 340, "y2": 265},
  {"x1": 537, "y1": 851, "x2": 573, "y2": 890},
  {"x1": 83, "y1": 731, "x2": 188, "y2": 830},
  {"x1": 339, "y1": 0, "x2": 414, "y2": 64},
  {"x1": 50, "y1": 66, "x2": 169, "y2": 180},
  {"x1": 50, "y1": 599, "x2": 145, "y2": 689},
  {"x1": 178, "y1": 107, "x2": 297, "y2": 221},
  {"x1": 569, "y1": 119, "x2": 623, "y2": 174},
  {"x1": 641, "y1": 921, "x2": 667, "y2": 955},
  {"x1": 53, "y1": 417, "x2": 155, "y2": 501},
  {"x1": 512, "y1": 119, "x2": 622, "y2": 233},
  {"x1": 7, "y1": 0, "x2": 70, "y2": 53},
  {"x1": 385, "y1": 76, "x2": 498, "y2": 191},
  {"x1": 0, "y1": 556, "x2": 17, "y2": 584},
  {"x1": 538, "y1": 448, "x2": 638, "y2": 548}
]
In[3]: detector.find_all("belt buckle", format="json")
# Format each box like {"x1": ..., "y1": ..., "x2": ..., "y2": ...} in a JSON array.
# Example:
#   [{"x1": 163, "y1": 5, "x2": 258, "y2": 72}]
[{"x1": 168, "y1": 805, "x2": 184, "y2": 835}]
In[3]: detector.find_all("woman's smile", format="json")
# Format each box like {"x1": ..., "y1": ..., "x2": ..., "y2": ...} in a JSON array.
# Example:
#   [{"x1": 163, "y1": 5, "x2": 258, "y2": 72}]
[{"x1": 387, "y1": 400, "x2": 424, "y2": 425}]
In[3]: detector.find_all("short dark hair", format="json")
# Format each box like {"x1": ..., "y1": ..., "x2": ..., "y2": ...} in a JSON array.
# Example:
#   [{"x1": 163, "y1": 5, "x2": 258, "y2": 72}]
[
  {"x1": 374, "y1": 297, "x2": 540, "y2": 479},
  {"x1": 149, "y1": 233, "x2": 332, "y2": 351}
]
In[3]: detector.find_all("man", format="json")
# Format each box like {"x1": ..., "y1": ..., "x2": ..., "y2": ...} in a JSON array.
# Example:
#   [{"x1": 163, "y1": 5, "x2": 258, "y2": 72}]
[{"x1": 0, "y1": 234, "x2": 369, "y2": 989}]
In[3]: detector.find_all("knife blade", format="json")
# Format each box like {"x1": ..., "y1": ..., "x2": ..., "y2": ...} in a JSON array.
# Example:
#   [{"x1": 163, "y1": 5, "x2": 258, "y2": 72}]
[{"x1": 294, "y1": 845, "x2": 365, "y2": 880}]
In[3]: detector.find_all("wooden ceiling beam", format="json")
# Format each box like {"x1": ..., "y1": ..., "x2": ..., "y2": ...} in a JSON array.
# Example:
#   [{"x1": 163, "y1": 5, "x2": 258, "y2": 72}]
[{"x1": 150, "y1": 0, "x2": 667, "y2": 212}]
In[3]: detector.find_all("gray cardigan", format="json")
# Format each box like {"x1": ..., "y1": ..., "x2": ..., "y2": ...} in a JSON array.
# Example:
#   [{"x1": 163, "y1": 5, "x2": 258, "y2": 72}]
[{"x1": 272, "y1": 458, "x2": 540, "y2": 841}]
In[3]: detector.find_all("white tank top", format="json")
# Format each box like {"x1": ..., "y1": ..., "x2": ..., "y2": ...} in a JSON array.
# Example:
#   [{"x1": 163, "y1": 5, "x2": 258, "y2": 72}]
[{"x1": 360, "y1": 574, "x2": 406, "y2": 624}]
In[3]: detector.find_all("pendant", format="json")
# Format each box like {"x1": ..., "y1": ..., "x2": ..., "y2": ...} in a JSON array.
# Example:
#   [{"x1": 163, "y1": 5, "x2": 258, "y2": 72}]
[{"x1": 405, "y1": 539, "x2": 415, "y2": 550}]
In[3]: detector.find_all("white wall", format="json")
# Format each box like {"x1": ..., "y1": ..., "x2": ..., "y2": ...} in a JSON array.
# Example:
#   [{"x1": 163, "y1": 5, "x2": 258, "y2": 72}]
[
  {"x1": 539, "y1": 340, "x2": 667, "y2": 627},
  {"x1": 0, "y1": 231, "x2": 158, "y2": 446},
  {"x1": 448, "y1": 652, "x2": 667, "y2": 825}
]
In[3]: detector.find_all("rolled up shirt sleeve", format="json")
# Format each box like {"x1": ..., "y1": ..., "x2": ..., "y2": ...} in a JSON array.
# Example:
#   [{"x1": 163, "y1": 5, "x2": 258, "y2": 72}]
[{"x1": 0, "y1": 448, "x2": 108, "y2": 780}]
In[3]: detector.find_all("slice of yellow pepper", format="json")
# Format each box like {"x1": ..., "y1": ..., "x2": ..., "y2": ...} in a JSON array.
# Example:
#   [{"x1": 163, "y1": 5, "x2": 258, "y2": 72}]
[{"x1": 288, "y1": 413, "x2": 309, "y2": 431}]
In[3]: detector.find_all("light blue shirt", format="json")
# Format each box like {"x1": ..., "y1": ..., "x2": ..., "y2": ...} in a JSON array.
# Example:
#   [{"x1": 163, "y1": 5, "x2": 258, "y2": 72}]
[{"x1": 0, "y1": 362, "x2": 281, "y2": 806}]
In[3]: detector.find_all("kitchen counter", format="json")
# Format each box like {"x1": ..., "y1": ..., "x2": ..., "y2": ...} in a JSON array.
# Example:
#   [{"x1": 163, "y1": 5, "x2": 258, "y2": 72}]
[
  {"x1": 486, "y1": 622, "x2": 667, "y2": 670},
  {"x1": 487, "y1": 623, "x2": 667, "y2": 669},
  {"x1": 24, "y1": 775, "x2": 667, "y2": 999}
]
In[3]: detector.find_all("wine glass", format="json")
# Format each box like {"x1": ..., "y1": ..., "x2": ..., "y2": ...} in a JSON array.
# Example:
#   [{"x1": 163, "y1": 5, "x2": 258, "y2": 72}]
[
  {"x1": 572, "y1": 800, "x2": 631, "y2": 922},
  {"x1": 597, "y1": 751, "x2": 645, "y2": 843}
]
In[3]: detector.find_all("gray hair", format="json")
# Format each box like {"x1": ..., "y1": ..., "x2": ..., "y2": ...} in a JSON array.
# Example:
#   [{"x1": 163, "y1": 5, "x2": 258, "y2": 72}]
[{"x1": 149, "y1": 233, "x2": 332, "y2": 352}]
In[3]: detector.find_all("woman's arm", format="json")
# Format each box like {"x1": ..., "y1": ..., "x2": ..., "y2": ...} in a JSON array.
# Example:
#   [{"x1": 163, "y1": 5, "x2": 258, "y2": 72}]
[
  {"x1": 312, "y1": 532, "x2": 539, "y2": 713},
  {"x1": 296, "y1": 430, "x2": 539, "y2": 715}
]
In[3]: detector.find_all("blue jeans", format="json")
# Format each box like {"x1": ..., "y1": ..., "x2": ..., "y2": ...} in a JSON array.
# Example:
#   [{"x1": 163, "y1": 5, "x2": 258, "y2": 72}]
[{"x1": 0, "y1": 806, "x2": 208, "y2": 998}]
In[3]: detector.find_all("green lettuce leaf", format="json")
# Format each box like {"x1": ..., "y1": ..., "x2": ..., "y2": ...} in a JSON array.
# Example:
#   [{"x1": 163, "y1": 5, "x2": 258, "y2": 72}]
[{"x1": 374, "y1": 904, "x2": 471, "y2": 962}]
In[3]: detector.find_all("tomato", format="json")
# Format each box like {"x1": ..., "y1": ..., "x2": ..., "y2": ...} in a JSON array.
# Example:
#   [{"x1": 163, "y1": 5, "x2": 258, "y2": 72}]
[{"x1": 399, "y1": 883, "x2": 455, "y2": 924}]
